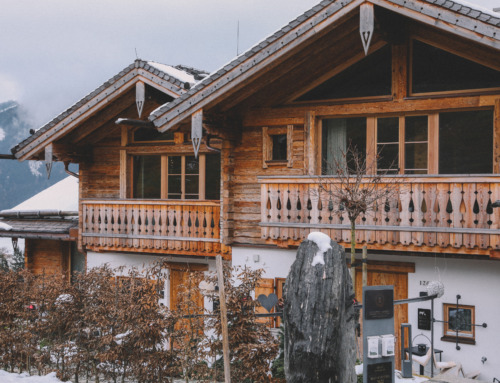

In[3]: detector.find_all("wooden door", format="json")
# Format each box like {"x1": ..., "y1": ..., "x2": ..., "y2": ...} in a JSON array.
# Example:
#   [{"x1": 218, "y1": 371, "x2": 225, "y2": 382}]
[
  {"x1": 169, "y1": 263, "x2": 208, "y2": 339},
  {"x1": 255, "y1": 278, "x2": 275, "y2": 327},
  {"x1": 355, "y1": 261, "x2": 414, "y2": 370}
]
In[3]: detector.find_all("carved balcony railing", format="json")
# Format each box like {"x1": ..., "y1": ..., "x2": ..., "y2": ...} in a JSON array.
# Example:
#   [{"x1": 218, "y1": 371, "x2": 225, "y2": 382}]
[
  {"x1": 81, "y1": 199, "x2": 227, "y2": 257},
  {"x1": 259, "y1": 176, "x2": 500, "y2": 255}
]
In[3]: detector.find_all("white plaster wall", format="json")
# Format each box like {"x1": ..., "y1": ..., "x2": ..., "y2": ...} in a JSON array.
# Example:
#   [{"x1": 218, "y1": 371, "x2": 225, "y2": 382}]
[
  {"x1": 86, "y1": 251, "x2": 216, "y2": 309},
  {"x1": 232, "y1": 246, "x2": 500, "y2": 380},
  {"x1": 232, "y1": 246, "x2": 298, "y2": 279}
]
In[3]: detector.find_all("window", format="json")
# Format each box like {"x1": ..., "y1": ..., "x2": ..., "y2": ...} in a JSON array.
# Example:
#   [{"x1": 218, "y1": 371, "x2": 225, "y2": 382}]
[
  {"x1": 262, "y1": 125, "x2": 293, "y2": 168},
  {"x1": 376, "y1": 116, "x2": 428, "y2": 175},
  {"x1": 442, "y1": 303, "x2": 476, "y2": 344},
  {"x1": 296, "y1": 45, "x2": 392, "y2": 102},
  {"x1": 411, "y1": 40, "x2": 500, "y2": 95},
  {"x1": 439, "y1": 110, "x2": 493, "y2": 174},
  {"x1": 322, "y1": 117, "x2": 367, "y2": 174},
  {"x1": 131, "y1": 153, "x2": 220, "y2": 200}
]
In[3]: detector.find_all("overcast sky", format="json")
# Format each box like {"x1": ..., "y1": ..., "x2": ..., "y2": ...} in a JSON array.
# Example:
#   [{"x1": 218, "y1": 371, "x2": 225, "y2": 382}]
[{"x1": 0, "y1": 0, "x2": 498, "y2": 127}]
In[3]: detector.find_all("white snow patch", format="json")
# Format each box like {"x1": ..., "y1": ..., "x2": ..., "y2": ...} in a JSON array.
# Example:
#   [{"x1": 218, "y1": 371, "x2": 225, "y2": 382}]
[
  {"x1": 0, "y1": 221, "x2": 13, "y2": 231},
  {"x1": 0, "y1": 370, "x2": 63, "y2": 382},
  {"x1": 308, "y1": 231, "x2": 332, "y2": 266},
  {"x1": 29, "y1": 161, "x2": 43, "y2": 177},
  {"x1": 55, "y1": 294, "x2": 73, "y2": 304},
  {"x1": 147, "y1": 62, "x2": 196, "y2": 84},
  {"x1": 0, "y1": 127, "x2": 5, "y2": 141},
  {"x1": 12, "y1": 176, "x2": 78, "y2": 211}
]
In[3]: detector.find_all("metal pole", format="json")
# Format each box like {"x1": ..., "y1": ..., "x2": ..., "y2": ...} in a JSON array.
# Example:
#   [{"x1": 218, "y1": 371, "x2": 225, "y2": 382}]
[
  {"x1": 216, "y1": 255, "x2": 231, "y2": 383},
  {"x1": 431, "y1": 297, "x2": 434, "y2": 378}
]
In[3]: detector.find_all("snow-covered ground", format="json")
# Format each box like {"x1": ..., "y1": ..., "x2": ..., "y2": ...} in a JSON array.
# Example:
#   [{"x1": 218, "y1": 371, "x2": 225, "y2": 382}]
[{"x1": 0, "y1": 371, "x2": 63, "y2": 383}]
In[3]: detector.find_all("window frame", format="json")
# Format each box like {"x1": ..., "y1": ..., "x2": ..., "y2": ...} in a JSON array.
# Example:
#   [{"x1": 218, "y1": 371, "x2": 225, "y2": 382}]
[
  {"x1": 129, "y1": 153, "x2": 209, "y2": 200},
  {"x1": 262, "y1": 125, "x2": 294, "y2": 168},
  {"x1": 441, "y1": 302, "x2": 476, "y2": 345}
]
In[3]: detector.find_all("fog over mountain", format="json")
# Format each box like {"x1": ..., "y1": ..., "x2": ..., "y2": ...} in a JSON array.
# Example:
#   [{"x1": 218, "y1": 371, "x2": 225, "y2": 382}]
[{"x1": 0, "y1": 100, "x2": 65, "y2": 210}]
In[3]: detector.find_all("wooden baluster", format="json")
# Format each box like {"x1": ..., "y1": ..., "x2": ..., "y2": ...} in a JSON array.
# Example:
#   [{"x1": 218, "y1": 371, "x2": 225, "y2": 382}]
[
  {"x1": 82, "y1": 203, "x2": 89, "y2": 246},
  {"x1": 269, "y1": 184, "x2": 279, "y2": 240},
  {"x1": 476, "y1": 183, "x2": 490, "y2": 249},
  {"x1": 411, "y1": 183, "x2": 424, "y2": 247},
  {"x1": 175, "y1": 206, "x2": 183, "y2": 250},
  {"x1": 424, "y1": 184, "x2": 437, "y2": 247},
  {"x1": 436, "y1": 183, "x2": 450, "y2": 248},
  {"x1": 184, "y1": 207, "x2": 192, "y2": 250},
  {"x1": 167, "y1": 206, "x2": 175, "y2": 250},
  {"x1": 206, "y1": 207, "x2": 214, "y2": 254},
  {"x1": 97, "y1": 205, "x2": 105, "y2": 247},
  {"x1": 281, "y1": 186, "x2": 290, "y2": 241},
  {"x1": 261, "y1": 184, "x2": 270, "y2": 240},
  {"x1": 126, "y1": 205, "x2": 133, "y2": 248},
  {"x1": 132, "y1": 205, "x2": 140, "y2": 248},
  {"x1": 288, "y1": 184, "x2": 299, "y2": 241},
  {"x1": 387, "y1": 192, "x2": 400, "y2": 245},
  {"x1": 449, "y1": 183, "x2": 463, "y2": 248},
  {"x1": 112, "y1": 204, "x2": 120, "y2": 249},
  {"x1": 119, "y1": 204, "x2": 126, "y2": 248},
  {"x1": 490, "y1": 182, "x2": 500, "y2": 250},
  {"x1": 399, "y1": 185, "x2": 412, "y2": 246},
  {"x1": 364, "y1": 191, "x2": 376, "y2": 245},
  {"x1": 160, "y1": 205, "x2": 168, "y2": 250}
]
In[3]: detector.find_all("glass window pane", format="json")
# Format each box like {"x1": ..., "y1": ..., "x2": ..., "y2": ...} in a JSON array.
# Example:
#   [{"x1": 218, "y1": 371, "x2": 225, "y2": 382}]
[
  {"x1": 272, "y1": 134, "x2": 287, "y2": 161},
  {"x1": 449, "y1": 308, "x2": 472, "y2": 332},
  {"x1": 297, "y1": 45, "x2": 392, "y2": 101},
  {"x1": 412, "y1": 40, "x2": 500, "y2": 94},
  {"x1": 322, "y1": 117, "x2": 366, "y2": 174},
  {"x1": 439, "y1": 110, "x2": 493, "y2": 174},
  {"x1": 133, "y1": 156, "x2": 161, "y2": 199},
  {"x1": 377, "y1": 144, "x2": 399, "y2": 173},
  {"x1": 133, "y1": 128, "x2": 174, "y2": 142},
  {"x1": 168, "y1": 175, "x2": 181, "y2": 197},
  {"x1": 405, "y1": 143, "x2": 428, "y2": 173},
  {"x1": 185, "y1": 156, "x2": 199, "y2": 174},
  {"x1": 405, "y1": 116, "x2": 428, "y2": 142},
  {"x1": 377, "y1": 117, "x2": 399, "y2": 143},
  {"x1": 205, "y1": 154, "x2": 221, "y2": 200},
  {"x1": 185, "y1": 175, "x2": 199, "y2": 195},
  {"x1": 168, "y1": 156, "x2": 182, "y2": 174}
]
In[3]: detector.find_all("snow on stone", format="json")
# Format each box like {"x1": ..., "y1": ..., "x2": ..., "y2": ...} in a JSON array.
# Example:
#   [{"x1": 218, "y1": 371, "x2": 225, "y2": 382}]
[
  {"x1": 0, "y1": 222, "x2": 12, "y2": 231},
  {"x1": 11, "y1": 176, "x2": 78, "y2": 212},
  {"x1": 147, "y1": 62, "x2": 196, "y2": 84},
  {"x1": 0, "y1": 371, "x2": 63, "y2": 382},
  {"x1": 0, "y1": 127, "x2": 5, "y2": 141},
  {"x1": 308, "y1": 231, "x2": 332, "y2": 266}
]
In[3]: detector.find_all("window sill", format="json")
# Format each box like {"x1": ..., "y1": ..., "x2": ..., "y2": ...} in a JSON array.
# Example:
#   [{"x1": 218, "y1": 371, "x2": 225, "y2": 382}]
[
  {"x1": 440, "y1": 335, "x2": 475, "y2": 345},
  {"x1": 265, "y1": 160, "x2": 288, "y2": 167}
]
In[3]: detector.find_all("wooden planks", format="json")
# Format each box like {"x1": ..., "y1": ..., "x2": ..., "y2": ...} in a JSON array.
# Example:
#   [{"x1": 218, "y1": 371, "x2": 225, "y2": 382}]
[
  {"x1": 259, "y1": 176, "x2": 500, "y2": 255},
  {"x1": 81, "y1": 199, "x2": 227, "y2": 257}
]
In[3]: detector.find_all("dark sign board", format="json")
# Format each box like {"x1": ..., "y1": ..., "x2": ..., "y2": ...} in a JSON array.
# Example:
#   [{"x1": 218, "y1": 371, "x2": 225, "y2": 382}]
[
  {"x1": 418, "y1": 308, "x2": 431, "y2": 330},
  {"x1": 365, "y1": 289, "x2": 394, "y2": 320},
  {"x1": 367, "y1": 362, "x2": 392, "y2": 383}
]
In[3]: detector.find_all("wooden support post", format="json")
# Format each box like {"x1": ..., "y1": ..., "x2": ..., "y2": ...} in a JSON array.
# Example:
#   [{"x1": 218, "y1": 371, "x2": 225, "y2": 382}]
[
  {"x1": 362, "y1": 245, "x2": 368, "y2": 287},
  {"x1": 216, "y1": 254, "x2": 231, "y2": 383}
]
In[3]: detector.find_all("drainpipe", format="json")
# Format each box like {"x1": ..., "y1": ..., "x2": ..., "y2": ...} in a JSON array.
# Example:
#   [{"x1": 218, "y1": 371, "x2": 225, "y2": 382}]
[{"x1": 64, "y1": 162, "x2": 79, "y2": 179}]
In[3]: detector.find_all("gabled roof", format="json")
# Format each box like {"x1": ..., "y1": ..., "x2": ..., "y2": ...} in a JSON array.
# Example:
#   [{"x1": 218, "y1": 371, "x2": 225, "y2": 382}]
[
  {"x1": 12, "y1": 60, "x2": 208, "y2": 160},
  {"x1": 149, "y1": 0, "x2": 500, "y2": 131}
]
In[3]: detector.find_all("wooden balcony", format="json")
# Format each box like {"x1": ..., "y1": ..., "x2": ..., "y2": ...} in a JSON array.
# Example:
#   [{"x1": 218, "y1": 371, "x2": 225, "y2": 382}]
[
  {"x1": 81, "y1": 199, "x2": 229, "y2": 257},
  {"x1": 260, "y1": 176, "x2": 500, "y2": 256}
]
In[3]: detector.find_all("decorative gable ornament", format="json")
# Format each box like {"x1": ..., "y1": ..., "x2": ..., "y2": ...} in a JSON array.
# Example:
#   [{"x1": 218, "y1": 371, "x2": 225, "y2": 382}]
[
  {"x1": 191, "y1": 110, "x2": 203, "y2": 159},
  {"x1": 359, "y1": 3, "x2": 374, "y2": 56},
  {"x1": 45, "y1": 144, "x2": 53, "y2": 179},
  {"x1": 136, "y1": 81, "x2": 145, "y2": 118}
]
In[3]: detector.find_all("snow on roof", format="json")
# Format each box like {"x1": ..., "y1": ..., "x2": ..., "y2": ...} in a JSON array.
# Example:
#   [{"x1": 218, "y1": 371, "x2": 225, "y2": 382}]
[
  {"x1": 10, "y1": 176, "x2": 78, "y2": 212},
  {"x1": 147, "y1": 62, "x2": 196, "y2": 84},
  {"x1": 0, "y1": 222, "x2": 12, "y2": 231},
  {"x1": 308, "y1": 231, "x2": 332, "y2": 266}
]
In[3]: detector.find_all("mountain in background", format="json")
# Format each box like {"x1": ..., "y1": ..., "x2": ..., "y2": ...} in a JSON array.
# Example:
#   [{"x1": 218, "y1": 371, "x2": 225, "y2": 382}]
[{"x1": 0, "y1": 100, "x2": 66, "y2": 210}]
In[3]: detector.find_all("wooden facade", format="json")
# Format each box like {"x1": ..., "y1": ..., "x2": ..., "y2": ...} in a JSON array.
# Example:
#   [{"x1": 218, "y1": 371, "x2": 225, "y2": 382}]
[{"x1": 11, "y1": 2, "x2": 500, "y2": 269}]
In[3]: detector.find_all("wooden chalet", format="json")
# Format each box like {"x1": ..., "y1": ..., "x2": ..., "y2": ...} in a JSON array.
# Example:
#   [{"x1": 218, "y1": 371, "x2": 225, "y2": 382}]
[{"x1": 10, "y1": 0, "x2": 500, "y2": 378}]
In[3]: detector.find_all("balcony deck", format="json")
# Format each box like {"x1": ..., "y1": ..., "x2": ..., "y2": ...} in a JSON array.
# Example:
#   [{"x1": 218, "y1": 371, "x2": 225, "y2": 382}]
[
  {"x1": 81, "y1": 199, "x2": 229, "y2": 258},
  {"x1": 259, "y1": 175, "x2": 500, "y2": 256}
]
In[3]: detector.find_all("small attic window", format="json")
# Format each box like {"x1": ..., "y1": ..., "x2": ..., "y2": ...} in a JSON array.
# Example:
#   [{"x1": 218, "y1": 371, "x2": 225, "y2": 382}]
[
  {"x1": 263, "y1": 126, "x2": 293, "y2": 168},
  {"x1": 133, "y1": 128, "x2": 174, "y2": 143}
]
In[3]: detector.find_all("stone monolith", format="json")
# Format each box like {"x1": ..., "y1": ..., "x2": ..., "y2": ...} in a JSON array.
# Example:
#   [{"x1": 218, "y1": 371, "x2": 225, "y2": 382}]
[{"x1": 284, "y1": 238, "x2": 357, "y2": 383}]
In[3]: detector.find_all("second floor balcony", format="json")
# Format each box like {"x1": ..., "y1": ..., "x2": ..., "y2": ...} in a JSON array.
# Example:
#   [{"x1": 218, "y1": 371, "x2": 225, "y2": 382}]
[
  {"x1": 81, "y1": 199, "x2": 228, "y2": 257},
  {"x1": 259, "y1": 175, "x2": 500, "y2": 256}
]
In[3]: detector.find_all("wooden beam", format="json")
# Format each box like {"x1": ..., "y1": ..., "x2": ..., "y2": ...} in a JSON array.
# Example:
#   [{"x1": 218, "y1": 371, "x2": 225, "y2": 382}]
[
  {"x1": 392, "y1": 44, "x2": 408, "y2": 100},
  {"x1": 216, "y1": 254, "x2": 232, "y2": 383},
  {"x1": 494, "y1": 98, "x2": 500, "y2": 174},
  {"x1": 304, "y1": 111, "x2": 317, "y2": 175}
]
